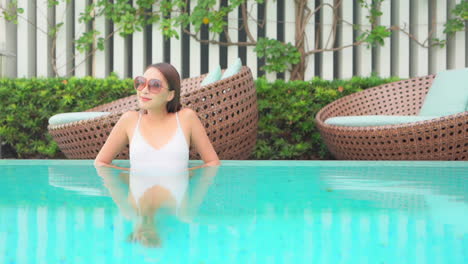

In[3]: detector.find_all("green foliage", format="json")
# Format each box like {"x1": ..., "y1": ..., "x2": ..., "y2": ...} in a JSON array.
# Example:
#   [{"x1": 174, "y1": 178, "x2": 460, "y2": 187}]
[
  {"x1": 75, "y1": 30, "x2": 99, "y2": 52},
  {"x1": 253, "y1": 75, "x2": 400, "y2": 160},
  {"x1": 444, "y1": 2, "x2": 468, "y2": 35},
  {"x1": 1, "y1": 75, "x2": 400, "y2": 159},
  {"x1": 1, "y1": 0, "x2": 23, "y2": 24},
  {"x1": 356, "y1": 0, "x2": 392, "y2": 48},
  {"x1": 0, "y1": 76, "x2": 134, "y2": 158},
  {"x1": 255, "y1": 38, "x2": 301, "y2": 73},
  {"x1": 357, "y1": 25, "x2": 392, "y2": 47}
]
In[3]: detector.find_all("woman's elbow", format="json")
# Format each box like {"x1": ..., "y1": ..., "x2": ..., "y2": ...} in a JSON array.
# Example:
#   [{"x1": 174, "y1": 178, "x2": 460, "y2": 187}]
[
  {"x1": 94, "y1": 159, "x2": 109, "y2": 167},
  {"x1": 207, "y1": 160, "x2": 221, "y2": 167}
]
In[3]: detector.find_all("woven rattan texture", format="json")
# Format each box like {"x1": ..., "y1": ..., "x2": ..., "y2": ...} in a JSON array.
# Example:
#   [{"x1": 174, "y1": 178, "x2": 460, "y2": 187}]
[
  {"x1": 48, "y1": 66, "x2": 258, "y2": 160},
  {"x1": 316, "y1": 75, "x2": 468, "y2": 160}
]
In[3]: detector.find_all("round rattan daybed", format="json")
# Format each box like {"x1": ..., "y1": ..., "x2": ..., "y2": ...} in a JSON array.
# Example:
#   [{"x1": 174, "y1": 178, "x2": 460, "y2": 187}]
[
  {"x1": 315, "y1": 74, "x2": 467, "y2": 160},
  {"x1": 48, "y1": 66, "x2": 258, "y2": 160}
]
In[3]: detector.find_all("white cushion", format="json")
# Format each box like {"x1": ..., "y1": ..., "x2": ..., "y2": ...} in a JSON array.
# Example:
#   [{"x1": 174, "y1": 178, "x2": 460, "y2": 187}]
[
  {"x1": 419, "y1": 67, "x2": 468, "y2": 116},
  {"x1": 221, "y1": 57, "x2": 242, "y2": 79},
  {"x1": 200, "y1": 65, "x2": 222, "y2": 86},
  {"x1": 324, "y1": 115, "x2": 440, "y2": 127},
  {"x1": 49, "y1": 112, "x2": 110, "y2": 125}
]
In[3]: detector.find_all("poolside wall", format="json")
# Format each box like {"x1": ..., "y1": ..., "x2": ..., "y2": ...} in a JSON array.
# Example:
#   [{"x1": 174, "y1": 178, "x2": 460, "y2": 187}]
[{"x1": 0, "y1": 0, "x2": 466, "y2": 81}]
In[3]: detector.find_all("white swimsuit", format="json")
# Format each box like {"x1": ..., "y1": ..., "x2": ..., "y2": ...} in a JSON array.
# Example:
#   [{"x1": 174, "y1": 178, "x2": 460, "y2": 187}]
[{"x1": 129, "y1": 112, "x2": 189, "y2": 214}]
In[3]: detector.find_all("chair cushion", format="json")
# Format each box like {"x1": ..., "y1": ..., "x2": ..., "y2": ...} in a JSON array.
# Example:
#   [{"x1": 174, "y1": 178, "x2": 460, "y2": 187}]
[
  {"x1": 200, "y1": 65, "x2": 222, "y2": 86},
  {"x1": 49, "y1": 112, "x2": 110, "y2": 125},
  {"x1": 324, "y1": 115, "x2": 440, "y2": 127},
  {"x1": 419, "y1": 67, "x2": 468, "y2": 116},
  {"x1": 221, "y1": 57, "x2": 242, "y2": 79}
]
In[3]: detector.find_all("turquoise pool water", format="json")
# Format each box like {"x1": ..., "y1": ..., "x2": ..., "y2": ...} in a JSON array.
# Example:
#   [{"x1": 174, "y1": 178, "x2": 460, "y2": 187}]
[{"x1": 0, "y1": 160, "x2": 467, "y2": 263}]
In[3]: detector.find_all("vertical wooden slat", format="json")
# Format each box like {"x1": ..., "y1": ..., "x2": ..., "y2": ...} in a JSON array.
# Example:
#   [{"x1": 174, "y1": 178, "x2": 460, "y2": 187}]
[
  {"x1": 55, "y1": 0, "x2": 73, "y2": 77},
  {"x1": 209, "y1": 1, "x2": 221, "y2": 76},
  {"x1": 339, "y1": 0, "x2": 353, "y2": 79},
  {"x1": 74, "y1": 0, "x2": 89, "y2": 77},
  {"x1": 304, "y1": 0, "x2": 315, "y2": 81},
  {"x1": 132, "y1": 5, "x2": 146, "y2": 76},
  {"x1": 429, "y1": 0, "x2": 447, "y2": 74},
  {"x1": 447, "y1": 0, "x2": 466, "y2": 69},
  {"x1": 454, "y1": 0, "x2": 466, "y2": 68},
  {"x1": 283, "y1": 0, "x2": 294, "y2": 81},
  {"x1": 257, "y1": 2, "x2": 265, "y2": 76},
  {"x1": 151, "y1": 4, "x2": 164, "y2": 65},
  {"x1": 3, "y1": 1, "x2": 468, "y2": 79},
  {"x1": 227, "y1": 3, "x2": 239, "y2": 68},
  {"x1": 170, "y1": 19, "x2": 182, "y2": 75},
  {"x1": 376, "y1": 0, "x2": 391, "y2": 77},
  {"x1": 276, "y1": 0, "x2": 284, "y2": 80},
  {"x1": 181, "y1": 2, "x2": 190, "y2": 78},
  {"x1": 246, "y1": 0, "x2": 258, "y2": 79},
  {"x1": 113, "y1": 31, "x2": 128, "y2": 78},
  {"x1": 321, "y1": 0, "x2": 334, "y2": 80},
  {"x1": 265, "y1": 0, "x2": 277, "y2": 81},
  {"x1": 188, "y1": 3, "x2": 200, "y2": 77},
  {"x1": 17, "y1": 0, "x2": 35, "y2": 77},
  {"x1": 391, "y1": 0, "x2": 410, "y2": 78},
  {"x1": 411, "y1": 0, "x2": 429, "y2": 77},
  {"x1": 93, "y1": 0, "x2": 110, "y2": 78},
  {"x1": 200, "y1": 24, "x2": 209, "y2": 74},
  {"x1": 36, "y1": 0, "x2": 53, "y2": 77},
  {"x1": 355, "y1": 1, "x2": 372, "y2": 77}
]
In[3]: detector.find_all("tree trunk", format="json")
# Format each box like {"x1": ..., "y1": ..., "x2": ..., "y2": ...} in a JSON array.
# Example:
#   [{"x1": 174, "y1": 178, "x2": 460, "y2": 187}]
[{"x1": 290, "y1": 0, "x2": 310, "y2": 81}]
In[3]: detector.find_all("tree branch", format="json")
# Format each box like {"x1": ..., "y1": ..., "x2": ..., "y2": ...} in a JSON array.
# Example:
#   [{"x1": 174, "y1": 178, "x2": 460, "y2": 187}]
[{"x1": 183, "y1": 28, "x2": 256, "y2": 46}]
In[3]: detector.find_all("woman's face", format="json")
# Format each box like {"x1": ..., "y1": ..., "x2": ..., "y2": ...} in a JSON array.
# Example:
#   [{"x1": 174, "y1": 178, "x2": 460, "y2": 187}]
[{"x1": 136, "y1": 67, "x2": 175, "y2": 111}]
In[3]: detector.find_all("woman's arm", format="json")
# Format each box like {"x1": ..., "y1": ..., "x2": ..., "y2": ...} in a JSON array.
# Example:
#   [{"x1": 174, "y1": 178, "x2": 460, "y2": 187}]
[
  {"x1": 94, "y1": 111, "x2": 136, "y2": 171},
  {"x1": 183, "y1": 108, "x2": 221, "y2": 170}
]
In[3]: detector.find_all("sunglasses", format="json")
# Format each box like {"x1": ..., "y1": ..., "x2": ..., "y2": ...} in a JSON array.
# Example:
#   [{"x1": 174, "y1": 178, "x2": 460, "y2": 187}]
[{"x1": 134, "y1": 76, "x2": 164, "y2": 94}]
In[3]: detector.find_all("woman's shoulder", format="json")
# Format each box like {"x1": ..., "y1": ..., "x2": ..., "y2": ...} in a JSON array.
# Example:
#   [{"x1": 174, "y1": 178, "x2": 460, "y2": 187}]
[
  {"x1": 121, "y1": 110, "x2": 140, "y2": 120},
  {"x1": 178, "y1": 108, "x2": 199, "y2": 122},
  {"x1": 118, "y1": 111, "x2": 140, "y2": 127}
]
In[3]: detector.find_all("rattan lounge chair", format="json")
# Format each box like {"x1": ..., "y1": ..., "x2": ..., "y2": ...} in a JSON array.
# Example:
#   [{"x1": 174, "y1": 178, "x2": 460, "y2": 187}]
[
  {"x1": 315, "y1": 74, "x2": 468, "y2": 160},
  {"x1": 48, "y1": 66, "x2": 257, "y2": 160}
]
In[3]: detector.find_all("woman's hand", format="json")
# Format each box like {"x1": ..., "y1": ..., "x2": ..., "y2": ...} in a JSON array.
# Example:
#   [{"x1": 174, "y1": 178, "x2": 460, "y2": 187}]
[
  {"x1": 188, "y1": 160, "x2": 221, "y2": 171},
  {"x1": 94, "y1": 160, "x2": 130, "y2": 171}
]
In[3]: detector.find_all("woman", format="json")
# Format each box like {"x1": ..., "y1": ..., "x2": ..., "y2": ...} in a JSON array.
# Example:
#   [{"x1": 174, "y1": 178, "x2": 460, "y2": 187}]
[
  {"x1": 94, "y1": 62, "x2": 220, "y2": 247},
  {"x1": 94, "y1": 62, "x2": 220, "y2": 170}
]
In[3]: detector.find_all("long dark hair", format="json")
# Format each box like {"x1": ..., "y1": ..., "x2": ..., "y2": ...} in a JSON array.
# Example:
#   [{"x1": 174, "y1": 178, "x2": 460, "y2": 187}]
[{"x1": 146, "y1": 63, "x2": 182, "y2": 113}]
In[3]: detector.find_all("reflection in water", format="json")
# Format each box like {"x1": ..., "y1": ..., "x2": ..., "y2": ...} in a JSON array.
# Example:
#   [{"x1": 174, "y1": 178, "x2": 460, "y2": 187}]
[
  {"x1": 1, "y1": 162, "x2": 467, "y2": 262},
  {"x1": 95, "y1": 164, "x2": 219, "y2": 248}
]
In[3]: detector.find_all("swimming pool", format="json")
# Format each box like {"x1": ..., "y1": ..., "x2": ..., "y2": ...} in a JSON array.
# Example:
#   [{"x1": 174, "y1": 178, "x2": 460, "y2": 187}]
[{"x1": 0, "y1": 160, "x2": 467, "y2": 263}]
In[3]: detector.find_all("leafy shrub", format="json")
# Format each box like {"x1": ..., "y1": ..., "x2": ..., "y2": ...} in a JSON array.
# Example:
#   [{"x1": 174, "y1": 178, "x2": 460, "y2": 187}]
[
  {"x1": 253, "y1": 75, "x2": 400, "y2": 160},
  {"x1": 0, "y1": 74, "x2": 133, "y2": 158},
  {"x1": 0, "y1": 74, "x2": 399, "y2": 159}
]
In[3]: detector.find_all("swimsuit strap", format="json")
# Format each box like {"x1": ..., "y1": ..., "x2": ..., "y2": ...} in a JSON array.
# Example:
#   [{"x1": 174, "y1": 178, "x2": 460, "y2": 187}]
[
  {"x1": 175, "y1": 112, "x2": 181, "y2": 131},
  {"x1": 133, "y1": 112, "x2": 143, "y2": 137}
]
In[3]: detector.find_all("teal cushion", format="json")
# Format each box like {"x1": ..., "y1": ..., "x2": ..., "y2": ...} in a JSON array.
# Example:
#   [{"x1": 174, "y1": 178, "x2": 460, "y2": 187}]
[
  {"x1": 49, "y1": 112, "x2": 110, "y2": 125},
  {"x1": 419, "y1": 67, "x2": 468, "y2": 116},
  {"x1": 324, "y1": 115, "x2": 440, "y2": 127},
  {"x1": 221, "y1": 57, "x2": 242, "y2": 79},
  {"x1": 200, "y1": 65, "x2": 222, "y2": 86}
]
